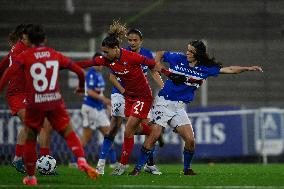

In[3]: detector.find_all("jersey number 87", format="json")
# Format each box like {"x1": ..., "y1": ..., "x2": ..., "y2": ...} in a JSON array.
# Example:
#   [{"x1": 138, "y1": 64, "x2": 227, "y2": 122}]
[{"x1": 30, "y1": 61, "x2": 59, "y2": 92}]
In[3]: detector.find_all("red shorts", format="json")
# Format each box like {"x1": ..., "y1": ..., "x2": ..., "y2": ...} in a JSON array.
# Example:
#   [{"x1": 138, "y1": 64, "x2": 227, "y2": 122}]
[
  {"x1": 25, "y1": 104, "x2": 70, "y2": 132},
  {"x1": 125, "y1": 97, "x2": 152, "y2": 119},
  {"x1": 6, "y1": 94, "x2": 26, "y2": 116}
]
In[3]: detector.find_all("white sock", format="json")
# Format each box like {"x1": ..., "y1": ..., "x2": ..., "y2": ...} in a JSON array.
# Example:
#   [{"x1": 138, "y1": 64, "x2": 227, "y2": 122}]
[{"x1": 98, "y1": 159, "x2": 106, "y2": 165}]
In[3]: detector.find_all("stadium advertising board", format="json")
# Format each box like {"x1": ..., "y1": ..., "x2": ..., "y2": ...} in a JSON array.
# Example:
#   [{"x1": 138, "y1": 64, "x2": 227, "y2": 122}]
[
  {"x1": 255, "y1": 108, "x2": 284, "y2": 155},
  {"x1": 189, "y1": 107, "x2": 244, "y2": 157}
]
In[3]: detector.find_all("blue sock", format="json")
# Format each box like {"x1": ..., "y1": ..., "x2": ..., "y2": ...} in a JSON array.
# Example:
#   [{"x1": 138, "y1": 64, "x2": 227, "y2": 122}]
[
  {"x1": 147, "y1": 146, "x2": 156, "y2": 166},
  {"x1": 183, "y1": 149, "x2": 194, "y2": 171},
  {"x1": 135, "y1": 146, "x2": 152, "y2": 171},
  {"x1": 70, "y1": 155, "x2": 77, "y2": 163},
  {"x1": 108, "y1": 147, "x2": 117, "y2": 164},
  {"x1": 99, "y1": 137, "x2": 113, "y2": 159}
]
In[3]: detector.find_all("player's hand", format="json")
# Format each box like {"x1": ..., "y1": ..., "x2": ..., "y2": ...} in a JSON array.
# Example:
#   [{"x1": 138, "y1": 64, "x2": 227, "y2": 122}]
[
  {"x1": 102, "y1": 97, "x2": 111, "y2": 106},
  {"x1": 120, "y1": 89, "x2": 126, "y2": 96},
  {"x1": 168, "y1": 73, "x2": 187, "y2": 85},
  {"x1": 75, "y1": 87, "x2": 84, "y2": 95},
  {"x1": 161, "y1": 68, "x2": 187, "y2": 85},
  {"x1": 248, "y1": 66, "x2": 263, "y2": 72}
]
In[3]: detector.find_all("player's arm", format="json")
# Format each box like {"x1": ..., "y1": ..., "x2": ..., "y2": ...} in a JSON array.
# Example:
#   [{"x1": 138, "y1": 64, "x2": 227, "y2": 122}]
[
  {"x1": 155, "y1": 51, "x2": 187, "y2": 85},
  {"x1": 69, "y1": 63, "x2": 85, "y2": 91},
  {"x1": 74, "y1": 56, "x2": 105, "y2": 68},
  {"x1": 109, "y1": 73, "x2": 125, "y2": 94},
  {"x1": 155, "y1": 51, "x2": 165, "y2": 64},
  {"x1": 0, "y1": 54, "x2": 10, "y2": 78},
  {"x1": 74, "y1": 59, "x2": 94, "y2": 68},
  {"x1": 149, "y1": 70, "x2": 164, "y2": 88},
  {"x1": 87, "y1": 89, "x2": 111, "y2": 106},
  {"x1": 0, "y1": 61, "x2": 21, "y2": 92},
  {"x1": 220, "y1": 66, "x2": 263, "y2": 74}
]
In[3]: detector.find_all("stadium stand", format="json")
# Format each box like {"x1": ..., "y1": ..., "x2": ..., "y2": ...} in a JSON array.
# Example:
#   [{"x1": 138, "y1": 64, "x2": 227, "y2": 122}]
[{"x1": 0, "y1": 0, "x2": 283, "y2": 107}]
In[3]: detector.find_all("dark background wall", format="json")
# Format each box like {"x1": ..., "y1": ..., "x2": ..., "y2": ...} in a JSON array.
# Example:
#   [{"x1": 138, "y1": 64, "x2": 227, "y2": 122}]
[{"x1": 0, "y1": 0, "x2": 283, "y2": 108}]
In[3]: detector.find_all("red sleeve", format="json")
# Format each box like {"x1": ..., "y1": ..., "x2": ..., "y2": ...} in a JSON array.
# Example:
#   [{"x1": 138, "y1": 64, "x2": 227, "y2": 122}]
[
  {"x1": 0, "y1": 54, "x2": 10, "y2": 78},
  {"x1": 57, "y1": 53, "x2": 84, "y2": 88},
  {"x1": 74, "y1": 59, "x2": 93, "y2": 68},
  {"x1": 130, "y1": 51, "x2": 156, "y2": 69},
  {"x1": 57, "y1": 53, "x2": 73, "y2": 69},
  {"x1": 0, "y1": 60, "x2": 21, "y2": 92},
  {"x1": 74, "y1": 56, "x2": 105, "y2": 68},
  {"x1": 142, "y1": 58, "x2": 156, "y2": 69}
]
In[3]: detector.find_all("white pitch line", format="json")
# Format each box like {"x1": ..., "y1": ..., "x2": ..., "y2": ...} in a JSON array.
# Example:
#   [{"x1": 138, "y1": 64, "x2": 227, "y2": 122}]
[{"x1": 1, "y1": 185, "x2": 284, "y2": 189}]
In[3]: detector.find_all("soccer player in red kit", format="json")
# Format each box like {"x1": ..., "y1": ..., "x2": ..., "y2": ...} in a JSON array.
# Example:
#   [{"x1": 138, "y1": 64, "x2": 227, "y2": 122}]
[
  {"x1": 0, "y1": 24, "x2": 53, "y2": 173},
  {"x1": 0, "y1": 24, "x2": 99, "y2": 185},
  {"x1": 75, "y1": 21, "x2": 181, "y2": 175}
]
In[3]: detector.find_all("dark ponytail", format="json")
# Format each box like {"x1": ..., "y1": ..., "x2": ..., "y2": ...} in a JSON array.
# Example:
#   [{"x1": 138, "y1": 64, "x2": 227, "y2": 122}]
[
  {"x1": 189, "y1": 40, "x2": 222, "y2": 68},
  {"x1": 8, "y1": 24, "x2": 27, "y2": 46}
]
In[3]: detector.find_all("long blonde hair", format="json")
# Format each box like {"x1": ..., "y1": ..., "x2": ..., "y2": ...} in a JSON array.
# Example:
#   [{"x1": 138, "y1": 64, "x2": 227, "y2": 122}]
[
  {"x1": 108, "y1": 20, "x2": 127, "y2": 41},
  {"x1": 102, "y1": 20, "x2": 127, "y2": 48}
]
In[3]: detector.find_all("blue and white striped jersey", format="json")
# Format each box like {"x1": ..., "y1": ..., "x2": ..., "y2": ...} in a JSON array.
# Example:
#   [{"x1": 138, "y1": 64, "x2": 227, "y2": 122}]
[{"x1": 158, "y1": 51, "x2": 220, "y2": 103}]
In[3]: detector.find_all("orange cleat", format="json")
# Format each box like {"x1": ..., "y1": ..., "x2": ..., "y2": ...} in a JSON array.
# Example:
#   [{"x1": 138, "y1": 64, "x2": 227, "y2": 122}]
[{"x1": 77, "y1": 159, "x2": 99, "y2": 180}]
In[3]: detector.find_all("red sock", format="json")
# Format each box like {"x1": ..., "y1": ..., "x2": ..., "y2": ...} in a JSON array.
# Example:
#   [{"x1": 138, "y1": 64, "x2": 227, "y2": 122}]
[
  {"x1": 120, "y1": 137, "x2": 134, "y2": 165},
  {"x1": 140, "y1": 122, "x2": 152, "y2": 135},
  {"x1": 64, "y1": 131, "x2": 85, "y2": 158},
  {"x1": 15, "y1": 144, "x2": 24, "y2": 157},
  {"x1": 24, "y1": 140, "x2": 37, "y2": 176},
  {"x1": 40, "y1": 147, "x2": 50, "y2": 157}
]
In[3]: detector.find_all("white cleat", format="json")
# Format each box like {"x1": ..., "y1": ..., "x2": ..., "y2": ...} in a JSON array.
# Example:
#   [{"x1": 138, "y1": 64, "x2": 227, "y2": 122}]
[
  {"x1": 144, "y1": 164, "x2": 162, "y2": 175},
  {"x1": 111, "y1": 163, "x2": 127, "y2": 176},
  {"x1": 109, "y1": 162, "x2": 119, "y2": 169}
]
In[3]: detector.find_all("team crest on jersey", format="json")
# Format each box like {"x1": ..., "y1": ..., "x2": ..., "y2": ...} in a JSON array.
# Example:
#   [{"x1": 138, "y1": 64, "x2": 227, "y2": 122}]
[{"x1": 123, "y1": 62, "x2": 128, "y2": 65}]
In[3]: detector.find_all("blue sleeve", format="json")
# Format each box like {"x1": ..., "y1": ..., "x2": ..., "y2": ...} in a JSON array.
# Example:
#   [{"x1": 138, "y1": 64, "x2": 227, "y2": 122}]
[
  {"x1": 206, "y1": 66, "x2": 221, "y2": 77},
  {"x1": 145, "y1": 50, "x2": 154, "y2": 59},
  {"x1": 163, "y1": 52, "x2": 186, "y2": 66}
]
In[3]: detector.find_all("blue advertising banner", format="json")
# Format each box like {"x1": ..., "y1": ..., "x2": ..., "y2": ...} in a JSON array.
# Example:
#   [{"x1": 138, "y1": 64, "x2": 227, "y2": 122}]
[{"x1": 188, "y1": 106, "x2": 245, "y2": 157}]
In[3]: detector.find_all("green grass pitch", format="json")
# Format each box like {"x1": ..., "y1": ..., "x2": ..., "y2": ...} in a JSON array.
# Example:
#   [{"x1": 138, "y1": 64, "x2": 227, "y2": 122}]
[{"x1": 1, "y1": 164, "x2": 284, "y2": 189}]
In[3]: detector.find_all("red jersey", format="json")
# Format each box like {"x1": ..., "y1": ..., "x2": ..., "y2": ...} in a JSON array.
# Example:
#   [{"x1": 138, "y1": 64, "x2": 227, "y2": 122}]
[
  {"x1": 78, "y1": 49, "x2": 156, "y2": 99},
  {"x1": 10, "y1": 46, "x2": 85, "y2": 110},
  {"x1": 6, "y1": 41, "x2": 29, "y2": 96}
]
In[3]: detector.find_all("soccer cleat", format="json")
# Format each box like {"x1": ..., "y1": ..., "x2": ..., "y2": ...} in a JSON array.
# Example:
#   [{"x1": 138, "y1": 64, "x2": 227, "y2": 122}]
[
  {"x1": 22, "y1": 176, "x2": 37, "y2": 185},
  {"x1": 111, "y1": 163, "x2": 127, "y2": 176},
  {"x1": 128, "y1": 168, "x2": 140, "y2": 176},
  {"x1": 183, "y1": 168, "x2": 197, "y2": 176},
  {"x1": 77, "y1": 159, "x2": 99, "y2": 179},
  {"x1": 109, "y1": 162, "x2": 119, "y2": 169},
  {"x1": 144, "y1": 164, "x2": 162, "y2": 175},
  {"x1": 96, "y1": 159, "x2": 106, "y2": 175},
  {"x1": 11, "y1": 159, "x2": 26, "y2": 173}
]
